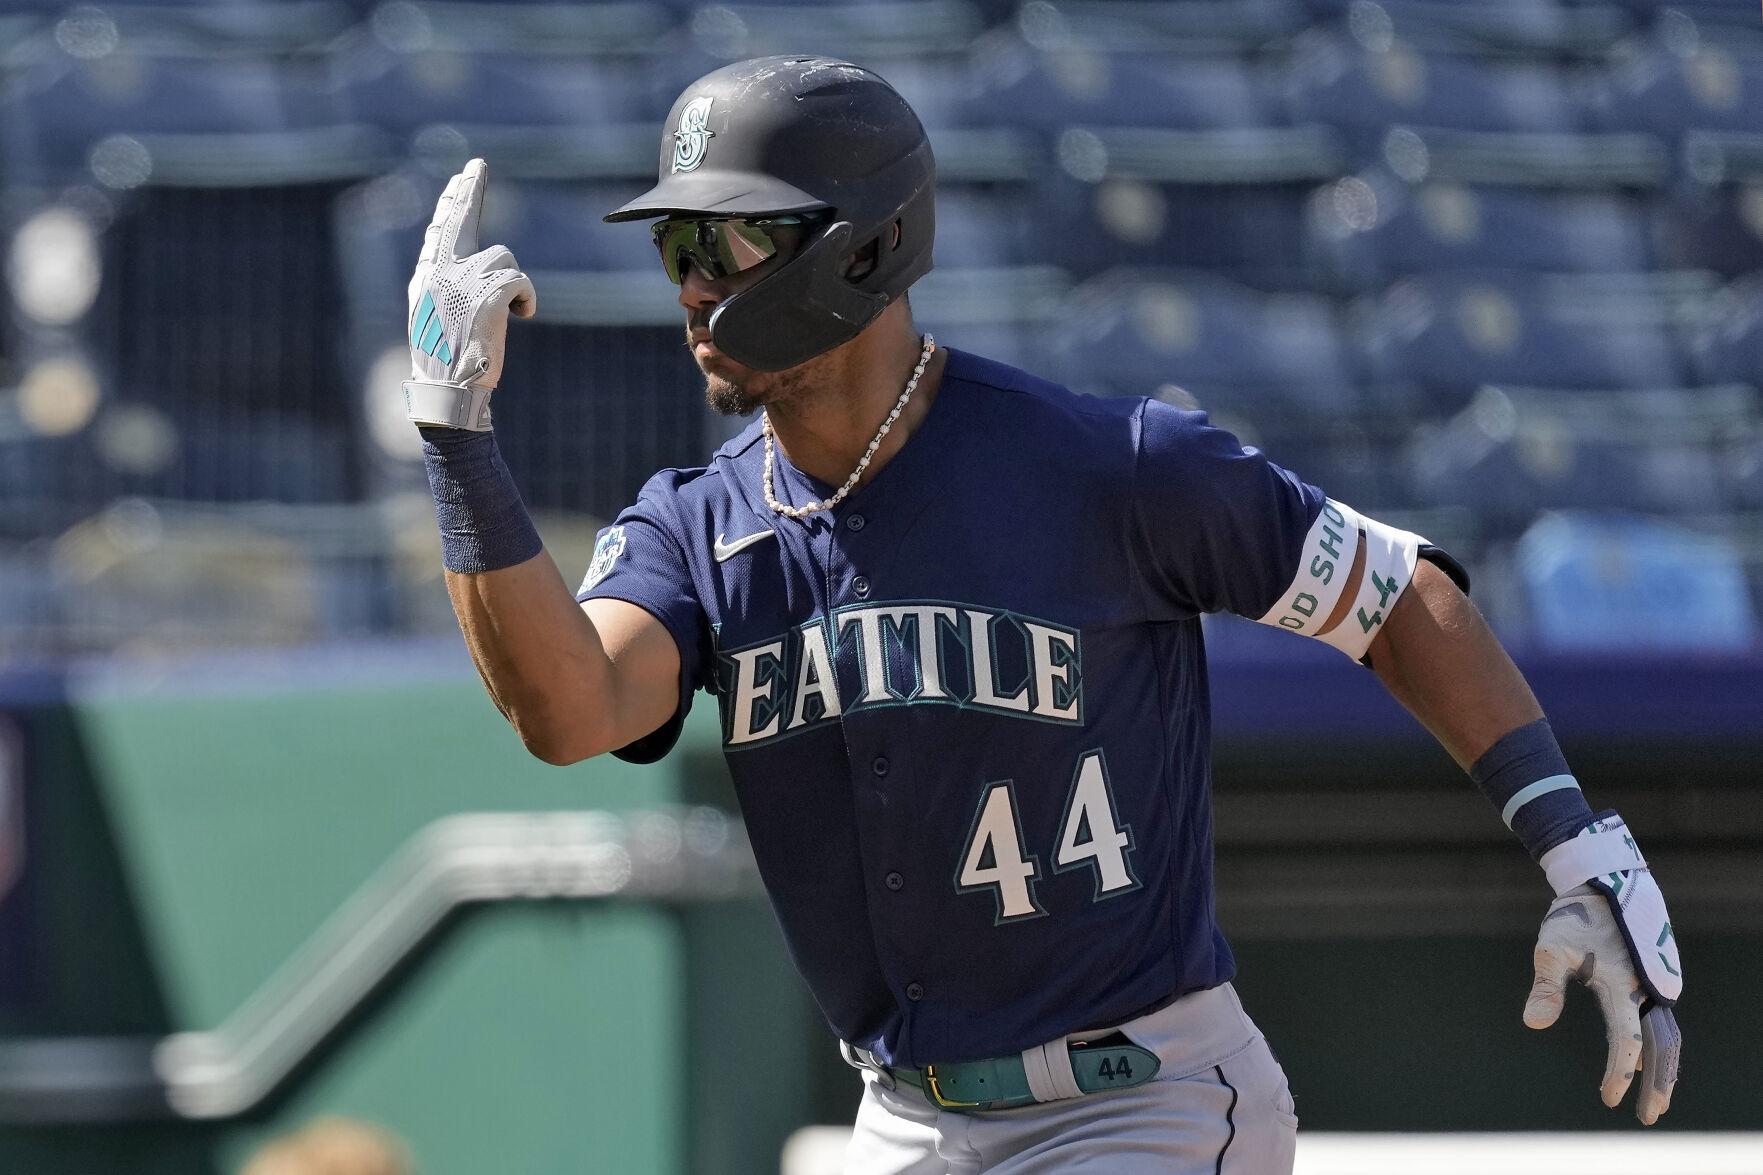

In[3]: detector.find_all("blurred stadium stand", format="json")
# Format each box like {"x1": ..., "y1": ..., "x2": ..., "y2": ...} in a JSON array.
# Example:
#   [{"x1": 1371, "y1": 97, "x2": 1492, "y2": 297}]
[{"x1": 0, "y1": 0, "x2": 1756, "y2": 658}]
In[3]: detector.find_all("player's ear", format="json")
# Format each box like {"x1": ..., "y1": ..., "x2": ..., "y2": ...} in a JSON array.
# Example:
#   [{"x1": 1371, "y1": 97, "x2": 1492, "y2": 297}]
[{"x1": 843, "y1": 238, "x2": 880, "y2": 282}]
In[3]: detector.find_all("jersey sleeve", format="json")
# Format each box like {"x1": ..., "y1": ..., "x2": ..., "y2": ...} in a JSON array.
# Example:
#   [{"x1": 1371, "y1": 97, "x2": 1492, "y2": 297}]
[
  {"x1": 575, "y1": 469, "x2": 710, "y2": 764},
  {"x1": 1131, "y1": 398, "x2": 1326, "y2": 622}
]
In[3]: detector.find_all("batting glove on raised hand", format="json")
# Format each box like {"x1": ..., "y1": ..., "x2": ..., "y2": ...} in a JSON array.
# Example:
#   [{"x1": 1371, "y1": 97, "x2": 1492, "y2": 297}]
[
  {"x1": 1525, "y1": 816, "x2": 1682, "y2": 1125},
  {"x1": 403, "y1": 157, "x2": 536, "y2": 431}
]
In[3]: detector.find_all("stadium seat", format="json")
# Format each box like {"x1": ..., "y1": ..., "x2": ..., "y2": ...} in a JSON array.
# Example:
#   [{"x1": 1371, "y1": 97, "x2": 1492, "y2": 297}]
[
  {"x1": 1303, "y1": 0, "x2": 1561, "y2": 13},
  {"x1": 1685, "y1": 275, "x2": 1763, "y2": 389},
  {"x1": 1356, "y1": 272, "x2": 1687, "y2": 397},
  {"x1": 3, "y1": 49, "x2": 358, "y2": 179},
  {"x1": 997, "y1": 41, "x2": 1342, "y2": 287},
  {"x1": 886, "y1": 62, "x2": 1047, "y2": 181},
  {"x1": 925, "y1": 321, "x2": 1049, "y2": 376},
  {"x1": 929, "y1": 188, "x2": 1037, "y2": 268},
  {"x1": 1650, "y1": 183, "x2": 1763, "y2": 278},
  {"x1": 351, "y1": 1, "x2": 676, "y2": 59},
  {"x1": 482, "y1": 183, "x2": 666, "y2": 273},
  {"x1": 1239, "y1": 415, "x2": 1410, "y2": 507},
  {"x1": 965, "y1": 40, "x2": 1281, "y2": 131},
  {"x1": 329, "y1": 44, "x2": 666, "y2": 177},
  {"x1": 46, "y1": 2, "x2": 357, "y2": 57},
  {"x1": 1309, "y1": 173, "x2": 1654, "y2": 290},
  {"x1": 1308, "y1": 0, "x2": 1633, "y2": 57},
  {"x1": 1607, "y1": 0, "x2": 1763, "y2": 37},
  {"x1": 1042, "y1": 269, "x2": 1362, "y2": 415},
  {"x1": 1031, "y1": 268, "x2": 1399, "y2": 500},
  {"x1": 870, "y1": 59, "x2": 979, "y2": 131},
  {"x1": 1006, "y1": 0, "x2": 1311, "y2": 55},
  {"x1": 1404, "y1": 385, "x2": 1753, "y2": 522},
  {"x1": 1283, "y1": 34, "x2": 1585, "y2": 154},
  {"x1": 912, "y1": 262, "x2": 1071, "y2": 332},
  {"x1": 1591, "y1": 43, "x2": 1763, "y2": 137},
  {"x1": 1033, "y1": 173, "x2": 1322, "y2": 288},
  {"x1": 1515, "y1": 510, "x2": 1758, "y2": 651},
  {"x1": 334, "y1": 48, "x2": 659, "y2": 136},
  {"x1": 646, "y1": 1, "x2": 983, "y2": 63}
]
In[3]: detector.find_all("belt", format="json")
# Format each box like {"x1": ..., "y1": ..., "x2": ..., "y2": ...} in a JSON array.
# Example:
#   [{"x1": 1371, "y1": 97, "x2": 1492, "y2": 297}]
[{"x1": 886, "y1": 1033, "x2": 1160, "y2": 1113}]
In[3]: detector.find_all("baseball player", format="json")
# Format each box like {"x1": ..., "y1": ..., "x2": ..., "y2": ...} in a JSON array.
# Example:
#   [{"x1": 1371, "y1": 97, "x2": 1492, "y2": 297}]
[{"x1": 402, "y1": 57, "x2": 1683, "y2": 1173}]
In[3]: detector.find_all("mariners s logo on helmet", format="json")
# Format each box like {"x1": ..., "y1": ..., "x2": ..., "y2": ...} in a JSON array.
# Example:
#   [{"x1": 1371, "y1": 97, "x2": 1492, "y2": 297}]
[{"x1": 671, "y1": 96, "x2": 716, "y2": 173}]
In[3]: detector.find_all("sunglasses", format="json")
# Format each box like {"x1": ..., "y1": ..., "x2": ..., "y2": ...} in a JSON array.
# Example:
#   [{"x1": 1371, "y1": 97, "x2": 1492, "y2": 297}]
[{"x1": 651, "y1": 215, "x2": 819, "y2": 285}]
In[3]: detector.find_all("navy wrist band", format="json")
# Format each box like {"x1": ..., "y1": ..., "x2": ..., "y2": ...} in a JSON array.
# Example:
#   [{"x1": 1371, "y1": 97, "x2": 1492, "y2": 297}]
[
  {"x1": 420, "y1": 427, "x2": 544, "y2": 574},
  {"x1": 1469, "y1": 718, "x2": 1596, "y2": 860}
]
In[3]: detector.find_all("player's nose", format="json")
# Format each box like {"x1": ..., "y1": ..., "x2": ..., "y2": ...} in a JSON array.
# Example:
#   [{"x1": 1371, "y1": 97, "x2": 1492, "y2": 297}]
[{"x1": 678, "y1": 265, "x2": 719, "y2": 312}]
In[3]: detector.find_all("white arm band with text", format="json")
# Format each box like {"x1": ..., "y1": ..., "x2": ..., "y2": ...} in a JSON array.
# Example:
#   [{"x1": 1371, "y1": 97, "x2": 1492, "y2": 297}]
[{"x1": 1255, "y1": 499, "x2": 1426, "y2": 662}]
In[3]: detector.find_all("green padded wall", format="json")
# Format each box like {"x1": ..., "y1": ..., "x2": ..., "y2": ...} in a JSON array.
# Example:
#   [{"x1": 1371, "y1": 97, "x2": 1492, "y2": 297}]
[{"x1": 50, "y1": 660, "x2": 696, "y2": 1174}]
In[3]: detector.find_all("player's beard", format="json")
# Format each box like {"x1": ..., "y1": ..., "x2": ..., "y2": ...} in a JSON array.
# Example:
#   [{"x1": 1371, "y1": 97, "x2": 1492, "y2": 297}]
[
  {"x1": 703, "y1": 367, "x2": 815, "y2": 416},
  {"x1": 703, "y1": 369, "x2": 761, "y2": 416}
]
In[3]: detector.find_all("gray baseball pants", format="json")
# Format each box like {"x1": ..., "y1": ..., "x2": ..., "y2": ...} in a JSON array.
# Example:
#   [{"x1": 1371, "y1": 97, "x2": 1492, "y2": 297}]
[{"x1": 843, "y1": 983, "x2": 1298, "y2": 1175}]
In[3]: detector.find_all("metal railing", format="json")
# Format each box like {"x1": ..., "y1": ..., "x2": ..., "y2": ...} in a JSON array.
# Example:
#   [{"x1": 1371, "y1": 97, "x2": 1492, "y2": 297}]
[{"x1": 0, "y1": 807, "x2": 761, "y2": 1125}]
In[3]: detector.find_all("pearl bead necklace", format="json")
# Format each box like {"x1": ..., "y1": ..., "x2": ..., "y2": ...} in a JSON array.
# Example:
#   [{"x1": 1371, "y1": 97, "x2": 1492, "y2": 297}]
[{"x1": 762, "y1": 333, "x2": 936, "y2": 519}]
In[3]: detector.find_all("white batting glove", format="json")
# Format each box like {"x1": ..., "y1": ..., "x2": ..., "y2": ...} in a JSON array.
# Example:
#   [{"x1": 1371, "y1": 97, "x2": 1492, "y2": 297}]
[
  {"x1": 403, "y1": 157, "x2": 536, "y2": 432},
  {"x1": 1525, "y1": 816, "x2": 1683, "y2": 1125}
]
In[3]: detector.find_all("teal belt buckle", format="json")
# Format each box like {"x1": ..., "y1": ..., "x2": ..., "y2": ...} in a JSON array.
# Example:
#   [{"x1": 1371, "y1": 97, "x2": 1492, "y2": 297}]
[
  {"x1": 921, "y1": 1057, "x2": 1030, "y2": 1110},
  {"x1": 910, "y1": 1041, "x2": 1160, "y2": 1113}
]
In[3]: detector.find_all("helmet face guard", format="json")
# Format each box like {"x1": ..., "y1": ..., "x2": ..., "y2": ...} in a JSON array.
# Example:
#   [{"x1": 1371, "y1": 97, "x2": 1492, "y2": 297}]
[
  {"x1": 607, "y1": 56, "x2": 936, "y2": 372},
  {"x1": 709, "y1": 220, "x2": 888, "y2": 372}
]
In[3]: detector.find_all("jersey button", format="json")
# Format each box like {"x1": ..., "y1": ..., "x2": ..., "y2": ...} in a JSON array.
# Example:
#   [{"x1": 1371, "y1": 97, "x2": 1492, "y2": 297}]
[
  {"x1": 845, "y1": 514, "x2": 866, "y2": 531},
  {"x1": 905, "y1": 982, "x2": 925, "y2": 1001},
  {"x1": 853, "y1": 576, "x2": 871, "y2": 598},
  {"x1": 885, "y1": 871, "x2": 904, "y2": 891},
  {"x1": 872, "y1": 756, "x2": 889, "y2": 776}
]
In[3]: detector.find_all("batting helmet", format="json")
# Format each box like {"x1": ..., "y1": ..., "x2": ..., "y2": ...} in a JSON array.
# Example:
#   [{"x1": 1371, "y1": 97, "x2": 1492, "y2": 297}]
[{"x1": 605, "y1": 56, "x2": 935, "y2": 371}]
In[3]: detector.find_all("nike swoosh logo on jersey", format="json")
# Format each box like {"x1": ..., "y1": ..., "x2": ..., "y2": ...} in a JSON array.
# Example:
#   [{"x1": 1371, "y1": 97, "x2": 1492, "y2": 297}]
[{"x1": 713, "y1": 529, "x2": 777, "y2": 562}]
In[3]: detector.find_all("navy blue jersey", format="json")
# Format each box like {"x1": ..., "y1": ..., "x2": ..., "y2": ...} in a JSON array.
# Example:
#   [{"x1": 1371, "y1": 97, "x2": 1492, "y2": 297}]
[{"x1": 576, "y1": 349, "x2": 1326, "y2": 1067}]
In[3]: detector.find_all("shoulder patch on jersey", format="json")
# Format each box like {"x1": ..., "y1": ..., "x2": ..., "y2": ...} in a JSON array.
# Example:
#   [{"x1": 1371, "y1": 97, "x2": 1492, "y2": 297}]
[{"x1": 581, "y1": 525, "x2": 627, "y2": 593}]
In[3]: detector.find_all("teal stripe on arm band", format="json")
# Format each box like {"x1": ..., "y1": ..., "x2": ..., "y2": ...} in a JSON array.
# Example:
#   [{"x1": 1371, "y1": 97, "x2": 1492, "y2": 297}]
[{"x1": 1502, "y1": 774, "x2": 1580, "y2": 829}]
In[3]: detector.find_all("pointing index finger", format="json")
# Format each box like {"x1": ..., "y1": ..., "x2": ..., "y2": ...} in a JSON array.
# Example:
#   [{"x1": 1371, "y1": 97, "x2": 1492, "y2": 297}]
[
  {"x1": 417, "y1": 168, "x2": 460, "y2": 269},
  {"x1": 440, "y1": 157, "x2": 488, "y2": 261}
]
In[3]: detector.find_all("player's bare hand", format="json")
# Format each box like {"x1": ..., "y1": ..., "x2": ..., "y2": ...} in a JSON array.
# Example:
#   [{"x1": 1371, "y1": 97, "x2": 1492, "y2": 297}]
[
  {"x1": 1524, "y1": 884, "x2": 1682, "y2": 1124},
  {"x1": 403, "y1": 158, "x2": 537, "y2": 431}
]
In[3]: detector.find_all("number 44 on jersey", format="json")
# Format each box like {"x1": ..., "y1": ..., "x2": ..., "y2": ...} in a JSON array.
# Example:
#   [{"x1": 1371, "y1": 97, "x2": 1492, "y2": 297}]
[{"x1": 956, "y1": 749, "x2": 1140, "y2": 923}]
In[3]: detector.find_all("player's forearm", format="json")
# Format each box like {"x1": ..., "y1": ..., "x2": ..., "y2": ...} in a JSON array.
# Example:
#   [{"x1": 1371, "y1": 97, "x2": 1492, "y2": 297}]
[
  {"x1": 1366, "y1": 559, "x2": 1543, "y2": 769},
  {"x1": 1368, "y1": 569, "x2": 1683, "y2": 1122},
  {"x1": 444, "y1": 554, "x2": 622, "y2": 764},
  {"x1": 415, "y1": 422, "x2": 624, "y2": 764}
]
